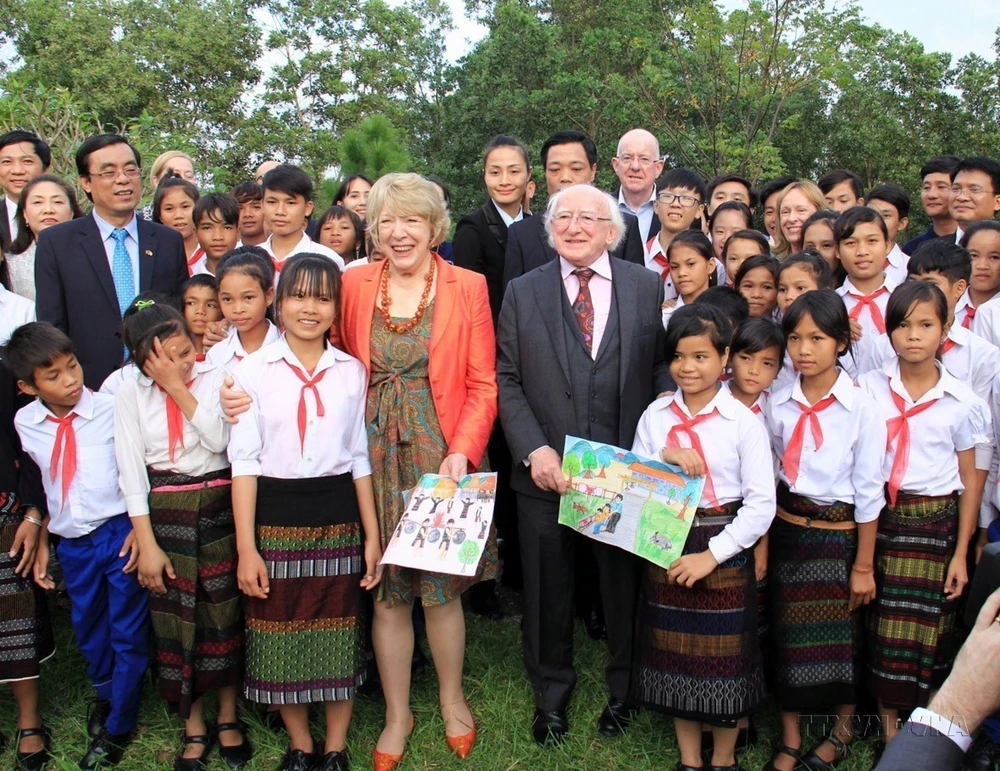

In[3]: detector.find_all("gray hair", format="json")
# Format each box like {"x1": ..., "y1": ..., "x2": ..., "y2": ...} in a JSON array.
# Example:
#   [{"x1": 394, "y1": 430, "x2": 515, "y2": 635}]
[{"x1": 544, "y1": 185, "x2": 626, "y2": 253}]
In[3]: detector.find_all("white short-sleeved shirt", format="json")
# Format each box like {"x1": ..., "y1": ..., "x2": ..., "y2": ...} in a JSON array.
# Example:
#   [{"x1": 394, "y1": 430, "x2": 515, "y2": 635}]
[
  {"x1": 228, "y1": 335, "x2": 371, "y2": 480},
  {"x1": 114, "y1": 366, "x2": 231, "y2": 517},
  {"x1": 765, "y1": 368, "x2": 887, "y2": 522},
  {"x1": 14, "y1": 389, "x2": 126, "y2": 539},
  {"x1": 884, "y1": 244, "x2": 910, "y2": 287},
  {"x1": 970, "y1": 297, "x2": 1000, "y2": 349},
  {"x1": 0, "y1": 284, "x2": 34, "y2": 344},
  {"x1": 631, "y1": 386, "x2": 776, "y2": 564},
  {"x1": 857, "y1": 359, "x2": 989, "y2": 497},
  {"x1": 836, "y1": 275, "x2": 898, "y2": 378},
  {"x1": 645, "y1": 235, "x2": 725, "y2": 301},
  {"x1": 205, "y1": 320, "x2": 281, "y2": 376}
]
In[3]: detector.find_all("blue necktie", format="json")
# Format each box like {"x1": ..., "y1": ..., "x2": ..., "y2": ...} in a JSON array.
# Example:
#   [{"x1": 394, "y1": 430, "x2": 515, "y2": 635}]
[{"x1": 111, "y1": 228, "x2": 135, "y2": 317}]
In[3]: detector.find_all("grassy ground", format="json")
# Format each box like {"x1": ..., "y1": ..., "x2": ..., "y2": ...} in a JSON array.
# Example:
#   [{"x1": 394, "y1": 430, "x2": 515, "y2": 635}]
[{"x1": 0, "y1": 595, "x2": 883, "y2": 770}]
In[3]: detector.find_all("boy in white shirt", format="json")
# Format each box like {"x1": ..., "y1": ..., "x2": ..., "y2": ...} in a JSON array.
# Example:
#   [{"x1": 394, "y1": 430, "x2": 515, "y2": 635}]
[
  {"x1": 8, "y1": 322, "x2": 148, "y2": 770},
  {"x1": 866, "y1": 183, "x2": 911, "y2": 286}
]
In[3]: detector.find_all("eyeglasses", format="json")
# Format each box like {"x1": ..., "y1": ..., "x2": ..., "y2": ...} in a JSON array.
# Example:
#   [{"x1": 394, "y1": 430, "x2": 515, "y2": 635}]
[
  {"x1": 950, "y1": 185, "x2": 993, "y2": 198},
  {"x1": 657, "y1": 192, "x2": 700, "y2": 208},
  {"x1": 90, "y1": 166, "x2": 141, "y2": 181},
  {"x1": 617, "y1": 154, "x2": 658, "y2": 167},
  {"x1": 551, "y1": 211, "x2": 612, "y2": 227}
]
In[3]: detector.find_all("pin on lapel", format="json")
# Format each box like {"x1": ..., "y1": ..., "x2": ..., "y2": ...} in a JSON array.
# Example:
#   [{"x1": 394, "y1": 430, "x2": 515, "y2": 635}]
[{"x1": 144, "y1": 249, "x2": 153, "y2": 256}]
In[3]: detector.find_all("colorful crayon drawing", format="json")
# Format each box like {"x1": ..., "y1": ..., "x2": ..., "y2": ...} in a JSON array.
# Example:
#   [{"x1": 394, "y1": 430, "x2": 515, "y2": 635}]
[
  {"x1": 381, "y1": 473, "x2": 497, "y2": 575},
  {"x1": 557, "y1": 436, "x2": 705, "y2": 569}
]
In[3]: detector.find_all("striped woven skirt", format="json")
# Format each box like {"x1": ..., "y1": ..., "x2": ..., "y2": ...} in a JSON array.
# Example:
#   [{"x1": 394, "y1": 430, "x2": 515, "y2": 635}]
[
  {"x1": 0, "y1": 492, "x2": 54, "y2": 683},
  {"x1": 769, "y1": 485, "x2": 861, "y2": 711},
  {"x1": 148, "y1": 468, "x2": 243, "y2": 717},
  {"x1": 244, "y1": 473, "x2": 365, "y2": 705},
  {"x1": 633, "y1": 501, "x2": 764, "y2": 725},
  {"x1": 868, "y1": 492, "x2": 958, "y2": 710}
]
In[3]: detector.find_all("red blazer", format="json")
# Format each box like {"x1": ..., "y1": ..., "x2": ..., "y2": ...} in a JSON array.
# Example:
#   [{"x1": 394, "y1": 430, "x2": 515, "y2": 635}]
[{"x1": 340, "y1": 255, "x2": 498, "y2": 467}]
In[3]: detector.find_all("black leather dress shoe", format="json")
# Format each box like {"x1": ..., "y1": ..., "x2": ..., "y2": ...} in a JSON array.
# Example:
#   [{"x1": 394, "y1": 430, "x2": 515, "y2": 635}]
[
  {"x1": 15, "y1": 727, "x2": 51, "y2": 771},
  {"x1": 277, "y1": 748, "x2": 317, "y2": 771},
  {"x1": 317, "y1": 749, "x2": 349, "y2": 771},
  {"x1": 79, "y1": 729, "x2": 132, "y2": 769},
  {"x1": 531, "y1": 709, "x2": 569, "y2": 746},
  {"x1": 216, "y1": 722, "x2": 253, "y2": 769},
  {"x1": 87, "y1": 700, "x2": 112, "y2": 739},
  {"x1": 597, "y1": 699, "x2": 636, "y2": 737},
  {"x1": 585, "y1": 605, "x2": 607, "y2": 641}
]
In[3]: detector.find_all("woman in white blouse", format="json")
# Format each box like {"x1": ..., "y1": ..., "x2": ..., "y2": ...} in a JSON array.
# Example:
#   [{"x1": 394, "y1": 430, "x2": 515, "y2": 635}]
[{"x1": 4, "y1": 174, "x2": 83, "y2": 300}]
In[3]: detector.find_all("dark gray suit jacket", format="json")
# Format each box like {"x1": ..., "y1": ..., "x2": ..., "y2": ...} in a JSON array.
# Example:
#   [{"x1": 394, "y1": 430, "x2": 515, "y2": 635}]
[
  {"x1": 497, "y1": 256, "x2": 670, "y2": 502},
  {"x1": 874, "y1": 722, "x2": 967, "y2": 770},
  {"x1": 35, "y1": 213, "x2": 187, "y2": 390},
  {"x1": 502, "y1": 207, "x2": 645, "y2": 290}
]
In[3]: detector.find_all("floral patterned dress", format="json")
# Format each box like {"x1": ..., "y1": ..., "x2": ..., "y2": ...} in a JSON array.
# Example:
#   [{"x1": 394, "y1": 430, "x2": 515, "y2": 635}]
[{"x1": 366, "y1": 302, "x2": 498, "y2": 607}]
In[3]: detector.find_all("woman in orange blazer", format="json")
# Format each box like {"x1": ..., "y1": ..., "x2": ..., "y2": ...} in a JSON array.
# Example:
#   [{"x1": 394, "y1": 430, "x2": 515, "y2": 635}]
[{"x1": 340, "y1": 173, "x2": 497, "y2": 770}]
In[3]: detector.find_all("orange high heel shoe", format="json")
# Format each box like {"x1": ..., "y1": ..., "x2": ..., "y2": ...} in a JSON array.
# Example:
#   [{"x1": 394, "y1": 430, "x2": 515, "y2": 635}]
[
  {"x1": 444, "y1": 700, "x2": 477, "y2": 760},
  {"x1": 372, "y1": 716, "x2": 415, "y2": 771}
]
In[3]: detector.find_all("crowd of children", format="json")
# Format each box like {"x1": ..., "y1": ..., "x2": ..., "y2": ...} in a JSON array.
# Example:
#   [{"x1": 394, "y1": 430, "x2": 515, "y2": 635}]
[{"x1": 1, "y1": 129, "x2": 1000, "y2": 771}]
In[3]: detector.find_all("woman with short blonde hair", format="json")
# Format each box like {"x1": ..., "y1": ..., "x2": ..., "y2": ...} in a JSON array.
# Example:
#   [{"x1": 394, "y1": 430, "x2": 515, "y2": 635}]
[
  {"x1": 149, "y1": 150, "x2": 196, "y2": 188},
  {"x1": 773, "y1": 180, "x2": 826, "y2": 259}
]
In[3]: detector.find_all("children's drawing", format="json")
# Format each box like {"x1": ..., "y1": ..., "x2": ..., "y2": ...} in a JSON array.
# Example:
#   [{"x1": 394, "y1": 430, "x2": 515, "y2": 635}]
[
  {"x1": 381, "y1": 473, "x2": 497, "y2": 576},
  {"x1": 557, "y1": 436, "x2": 705, "y2": 569}
]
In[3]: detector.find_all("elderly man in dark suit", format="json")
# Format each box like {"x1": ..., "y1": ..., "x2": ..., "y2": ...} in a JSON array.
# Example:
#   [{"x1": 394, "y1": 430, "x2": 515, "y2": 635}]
[
  {"x1": 498, "y1": 183, "x2": 670, "y2": 746},
  {"x1": 502, "y1": 130, "x2": 645, "y2": 289},
  {"x1": 35, "y1": 135, "x2": 187, "y2": 389}
]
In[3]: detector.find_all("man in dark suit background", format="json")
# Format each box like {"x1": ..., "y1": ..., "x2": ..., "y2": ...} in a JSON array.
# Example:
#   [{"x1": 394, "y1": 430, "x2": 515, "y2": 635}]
[
  {"x1": 35, "y1": 134, "x2": 187, "y2": 389},
  {"x1": 611, "y1": 128, "x2": 663, "y2": 245},
  {"x1": 503, "y1": 130, "x2": 645, "y2": 288},
  {"x1": 0, "y1": 130, "x2": 51, "y2": 249},
  {"x1": 497, "y1": 184, "x2": 670, "y2": 746}
]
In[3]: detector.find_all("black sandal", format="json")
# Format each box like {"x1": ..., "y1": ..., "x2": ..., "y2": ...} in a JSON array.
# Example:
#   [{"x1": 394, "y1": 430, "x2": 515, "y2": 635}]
[
  {"x1": 763, "y1": 743, "x2": 805, "y2": 771},
  {"x1": 216, "y1": 721, "x2": 253, "y2": 769},
  {"x1": 174, "y1": 732, "x2": 213, "y2": 771},
  {"x1": 801, "y1": 732, "x2": 852, "y2": 770},
  {"x1": 15, "y1": 727, "x2": 51, "y2": 771}
]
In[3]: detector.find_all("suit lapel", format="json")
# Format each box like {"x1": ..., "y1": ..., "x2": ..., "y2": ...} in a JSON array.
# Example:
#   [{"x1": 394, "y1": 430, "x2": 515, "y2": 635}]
[
  {"x1": 534, "y1": 260, "x2": 572, "y2": 385},
  {"x1": 611, "y1": 260, "x2": 636, "y2": 395},
  {"x1": 80, "y1": 215, "x2": 119, "y2": 311},
  {"x1": 136, "y1": 219, "x2": 156, "y2": 292},
  {"x1": 429, "y1": 255, "x2": 455, "y2": 356},
  {"x1": 535, "y1": 214, "x2": 557, "y2": 261}
]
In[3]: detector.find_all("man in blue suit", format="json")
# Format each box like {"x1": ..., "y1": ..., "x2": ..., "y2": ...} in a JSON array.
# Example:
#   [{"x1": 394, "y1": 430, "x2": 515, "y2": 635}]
[{"x1": 35, "y1": 135, "x2": 187, "y2": 389}]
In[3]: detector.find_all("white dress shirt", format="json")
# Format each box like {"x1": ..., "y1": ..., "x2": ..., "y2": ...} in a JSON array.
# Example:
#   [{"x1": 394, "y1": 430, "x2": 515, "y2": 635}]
[
  {"x1": 560, "y1": 253, "x2": 613, "y2": 359},
  {"x1": 205, "y1": 320, "x2": 281, "y2": 375},
  {"x1": 99, "y1": 363, "x2": 138, "y2": 397},
  {"x1": 645, "y1": 235, "x2": 725, "y2": 299},
  {"x1": 632, "y1": 387, "x2": 776, "y2": 564},
  {"x1": 14, "y1": 389, "x2": 127, "y2": 539},
  {"x1": 884, "y1": 243, "x2": 910, "y2": 286},
  {"x1": 907, "y1": 708, "x2": 974, "y2": 754},
  {"x1": 92, "y1": 211, "x2": 140, "y2": 296},
  {"x1": 618, "y1": 187, "x2": 657, "y2": 244},
  {"x1": 858, "y1": 359, "x2": 989, "y2": 497},
  {"x1": 493, "y1": 200, "x2": 523, "y2": 228},
  {"x1": 0, "y1": 284, "x2": 34, "y2": 344},
  {"x1": 970, "y1": 296, "x2": 1000, "y2": 349},
  {"x1": 836, "y1": 274, "x2": 898, "y2": 377},
  {"x1": 661, "y1": 295, "x2": 685, "y2": 330},
  {"x1": 114, "y1": 366, "x2": 231, "y2": 517},
  {"x1": 262, "y1": 232, "x2": 345, "y2": 273},
  {"x1": 228, "y1": 335, "x2": 371, "y2": 480},
  {"x1": 4, "y1": 196, "x2": 18, "y2": 242},
  {"x1": 765, "y1": 369, "x2": 887, "y2": 522}
]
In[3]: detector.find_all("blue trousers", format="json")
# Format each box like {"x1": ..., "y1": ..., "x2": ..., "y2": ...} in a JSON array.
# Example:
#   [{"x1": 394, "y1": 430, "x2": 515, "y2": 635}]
[
  {"x1": 55, "y1": 515, "x2": 149, "y2": 735},
  {"x1": 982, "y1": 520, "x2": 1000, "y2": 742}
]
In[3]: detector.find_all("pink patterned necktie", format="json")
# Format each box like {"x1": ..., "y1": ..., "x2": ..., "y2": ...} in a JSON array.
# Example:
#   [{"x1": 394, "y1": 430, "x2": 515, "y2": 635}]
[{"x1": 573, "y1": 268, "x2": 596, "y2": 352}]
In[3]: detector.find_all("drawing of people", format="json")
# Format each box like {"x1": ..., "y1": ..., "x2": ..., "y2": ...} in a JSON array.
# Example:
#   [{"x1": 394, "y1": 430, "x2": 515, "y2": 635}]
[
  {"x1": 592, "y1": 504, "x2": 611, "y2": 534},
  {"x1": 474, "y1": 503, "x2": 483, "y2": 523},
  {"x1": 429, "y1": 496, "x2": 445, "y2": 514},
  {"x1": 460, "y1": 497, "x2": 475, "y2": 520},
  {"x1": 411, "y1": 518, "x2": 431, "y2": 548},
  {"x1": 478, "y1": 521, "x2": 487, "y2": 540},
  {"x1": 410, "y1": 492, "x2": 429, "y2": 513},
  {"x1": 606, "y1": 494, "x2": 624, "y2": 534},
  {"x1": 439, "y1": 519, "x2": 456, "y2": 560}
]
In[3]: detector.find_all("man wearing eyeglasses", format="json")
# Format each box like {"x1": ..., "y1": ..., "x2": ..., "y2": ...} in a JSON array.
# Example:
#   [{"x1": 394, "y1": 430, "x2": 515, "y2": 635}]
[
  {"x1": 35, "y1": 134, "x2": 187, "y2": 389},
  {"x1": 498, "y1": 183, "x2": 670, "y2": 748},
  {"x1": 503, "y1": 129, "x2": 645, "y2": 289},
  {"x1": 611, "y1": 129, "x2": 664, "y2": 244},
  {"x1": 949, "y1": 156, "x2": 1000, "y2": 243}
]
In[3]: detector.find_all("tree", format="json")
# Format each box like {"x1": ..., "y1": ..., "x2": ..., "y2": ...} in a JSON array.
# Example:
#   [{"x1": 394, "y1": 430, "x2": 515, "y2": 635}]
[
  {"x1": 457, "y1": 539, "x2": 480, "y2": 573},
  {"x1": 339, "y1": 115, "x2": 413, "y2": 178},
  {"x1": 564, "y1": 453, "x2": 582, "y2": 486},
  {"x1": 581, "y1": 450, "x2": 598, "y2": 478}
]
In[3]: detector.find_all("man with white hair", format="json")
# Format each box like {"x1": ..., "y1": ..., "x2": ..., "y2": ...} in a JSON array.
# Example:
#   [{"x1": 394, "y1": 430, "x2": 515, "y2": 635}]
[
  {"x1": 611, "y1": 129, "x2": 664, "y2": 243},
  {"x1": 497, "y1": 184, "x2": 671, "y2": 747}
]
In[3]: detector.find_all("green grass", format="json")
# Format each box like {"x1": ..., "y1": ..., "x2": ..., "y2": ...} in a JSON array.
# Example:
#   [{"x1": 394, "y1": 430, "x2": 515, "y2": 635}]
[{"x1": 0, "y1": 598, "x2": 882, "y2": 770}]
